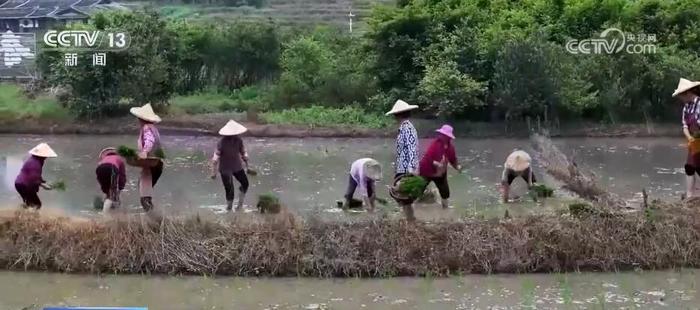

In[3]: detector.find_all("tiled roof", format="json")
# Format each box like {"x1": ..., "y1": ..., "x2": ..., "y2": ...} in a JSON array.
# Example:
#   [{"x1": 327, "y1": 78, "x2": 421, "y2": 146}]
[{"x1": 0, "y1": 0, "x2": 120, "y2": 19}]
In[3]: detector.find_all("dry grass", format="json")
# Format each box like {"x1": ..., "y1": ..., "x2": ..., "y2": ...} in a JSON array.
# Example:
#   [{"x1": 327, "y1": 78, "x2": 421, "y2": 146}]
[{"x1": 1, "y1": 206, "x2": 700, "y2": 277}]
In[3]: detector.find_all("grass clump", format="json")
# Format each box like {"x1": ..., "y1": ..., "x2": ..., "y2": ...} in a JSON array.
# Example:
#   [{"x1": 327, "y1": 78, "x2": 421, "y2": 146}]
[
  {"x1": 261, "y1": 106, "x2": 391, "y2": 129},
  {"x1": 0, "y1": 83, "x2": 70, "y2": 121},
  {"x1": 257, "y1": 193, "x2": 281, "y2": 214}
]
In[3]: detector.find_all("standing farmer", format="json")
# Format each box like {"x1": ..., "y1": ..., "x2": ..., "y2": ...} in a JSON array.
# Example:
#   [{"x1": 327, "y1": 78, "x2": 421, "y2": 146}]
[
  {"x1": 95, "y1": 147, "x2": 126, "y2": 213},
  {"x1": 14, "y1": 143, "x2": 57, "y2": 209},
  {"x1": 130, "y1": 103, "x2": 164, "y2": 212},
  {"x1": 418, "y1": 125, "x2": 462, "y2": 209},
  {"x1": 210, "y1": 120, "x2": 250, "y2": 212},
  {"x1": 386, "y1": 99, "x2": 419, "y2": 221},
  {"x1": 673, "y1": 78, "x2": 700, "y2": 198},
  {"x1": 386, "y1": 99, "x2": 419, "y2": 178}
]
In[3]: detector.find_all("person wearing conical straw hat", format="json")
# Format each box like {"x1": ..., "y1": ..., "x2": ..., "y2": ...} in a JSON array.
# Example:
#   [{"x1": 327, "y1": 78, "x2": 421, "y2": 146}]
[
  {"x1": 342, "y1": 158, "x2": 382, "y2": 212},
  {"x1": 673, "y1": 78, "x2": 700, "y2": 198},
  {"x1": 130, "y1": 103, "x2": 164, "y2": 212},
  {"x1": 210, "y1": 120, "x2": 250, "y2": 211},
  {"x1": 500, "y1": 149, "x2": 537, "y2": 203},
  {"x1": 95, "y1": 147, "x2": 127, "y2": 214},
  {"x1": 14, "y1": 143, "x2": 57, "y2": 209},
  {"x1": 386, "y1": 99, "x2": 419, "y2": 178},
  {"x1": 418, "y1": 124, "x2": 462, "y2": 209}
]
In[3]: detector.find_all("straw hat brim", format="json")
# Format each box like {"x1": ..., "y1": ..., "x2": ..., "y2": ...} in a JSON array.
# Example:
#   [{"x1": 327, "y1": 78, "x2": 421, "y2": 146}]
[
  {"x1": 436, "y1": 129, "x2": 455, "y2": 139},
  {"x1": 29, "y1": 143, "x2": 57, "y2": 158},
  {"x1": 130, "y1": 106, "x2": 162, "y2": 123},
  {"x1": 218, "y1": 120, "x2": 248, "y2": 136},
  {"x1": 672, "y1": 81, "x2": 700, "y2": 97},
  {"x1": 99, "y1": 147, "x2": 118, "y2": 158},
  {"x1": 385, "y1": 100, "x2": 419, "y2": 116},
  {"x1": 363, "y1": 159, "x2": 383, "y2": 181}
]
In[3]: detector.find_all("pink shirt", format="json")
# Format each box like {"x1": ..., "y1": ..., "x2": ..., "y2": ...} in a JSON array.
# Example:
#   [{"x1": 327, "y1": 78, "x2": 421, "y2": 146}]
[{"x1": 98, "y1": 153, "x2": 127, "y2": 190}]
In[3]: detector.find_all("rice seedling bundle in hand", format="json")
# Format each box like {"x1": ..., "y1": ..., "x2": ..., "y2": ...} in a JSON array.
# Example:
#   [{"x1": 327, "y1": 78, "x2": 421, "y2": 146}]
[
  {"x1": 397, "y1": 176, "x2": 428, "y2": 200},
  {"x1": 154, "y1": 148, "x2": 166, "y2": 159},
  {"x1": 117, "y1": 145, "x2": 137, "y2": 160},
  {"x1": 50, "y1": 180, "x2": 66, "y2": 191}
]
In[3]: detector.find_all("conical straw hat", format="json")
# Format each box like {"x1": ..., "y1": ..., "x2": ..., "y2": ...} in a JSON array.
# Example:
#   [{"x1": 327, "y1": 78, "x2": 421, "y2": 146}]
[
  {"x1": 672, "y1": 78, "x2": 700, "y2": 97},
  {"x1": 363, "y1": 159, "x2": 382, "y2": 181},
  {"x1": 385, "y1": 99, "x2": 419, "y2": 116},
  {"x1": 129, "y1": 104, "x2": 162, "y2": 123},
  {"x1": 99, "y1": 147, "x2": 118, "y2": 159},
  {"x1": 29, "y1": 143, "x2": 57, "y2": 158},
  {"x1": 218, "y1": 120, "x2": 248, "y2": 136},
  {"x1": 505, "y1": 150, "x2": 531, "y2": 171}
]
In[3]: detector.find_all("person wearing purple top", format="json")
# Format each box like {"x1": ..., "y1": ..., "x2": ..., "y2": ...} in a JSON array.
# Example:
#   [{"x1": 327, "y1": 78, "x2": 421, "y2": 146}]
[{"x1": 14, "y1": 143, "x2": 57, "y2": 209}]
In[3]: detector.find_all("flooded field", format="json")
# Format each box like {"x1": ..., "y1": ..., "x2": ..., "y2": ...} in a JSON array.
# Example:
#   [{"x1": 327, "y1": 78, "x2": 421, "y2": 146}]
[
  {"x1": 0, "y1": 135, "x2": 687, "y2": 217},
  {"x1": 0, "y1": 270, "x2": 697, "y2": 309}
]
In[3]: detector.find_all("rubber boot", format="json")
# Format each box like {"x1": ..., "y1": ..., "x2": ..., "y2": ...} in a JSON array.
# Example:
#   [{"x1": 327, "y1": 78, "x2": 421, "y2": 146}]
[
  {"x1": 441, "y1": 198, "x2": 449, "y2": 209},
  {"x1": 103, "y1": 199, "x2": 113, "y2": 215},
  {"x1": 226, "y1": 200, "x2": 234, "y2": 212},
  {"x1": 140, "y1": 197, "x2": 154, "y2": 212},
  {"x1": 687, "y1": 175, "x2": 696, "y2": 199},
  {"x1": 236, "y1": 191, "x2": 246, "y2": 212}
]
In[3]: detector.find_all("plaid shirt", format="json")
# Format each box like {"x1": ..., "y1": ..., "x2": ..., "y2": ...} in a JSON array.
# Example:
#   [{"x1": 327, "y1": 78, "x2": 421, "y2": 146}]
[
  {"x1": 683, "y1": 97, "x2": 700, "y2": 130},
  {"x1": 395, "y1": 120, "x2": 418, "y2": 174}
]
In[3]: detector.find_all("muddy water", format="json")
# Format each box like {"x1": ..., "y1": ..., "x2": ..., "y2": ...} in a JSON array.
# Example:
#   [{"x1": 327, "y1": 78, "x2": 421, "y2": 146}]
[
  {"x1": 0, "y1": 135, "x2": 687, "y2": 217},
  {"x1": 0, "y1": 270, "x2": 698, "y2": 309}
]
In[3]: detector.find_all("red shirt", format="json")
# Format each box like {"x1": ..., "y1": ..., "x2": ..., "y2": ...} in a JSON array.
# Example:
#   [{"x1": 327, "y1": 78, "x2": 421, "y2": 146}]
[
  {"x1": 419, "y1": 137, "x2": 457, "y2": 177},
  {"x1": 99, "y1": 153, "x2": 127, "y2": 190}
]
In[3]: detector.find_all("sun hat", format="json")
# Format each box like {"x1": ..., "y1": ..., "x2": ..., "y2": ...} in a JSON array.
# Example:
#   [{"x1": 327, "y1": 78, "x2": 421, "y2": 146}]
[
  {"x1": 99, "y1": 147, "x2": 118, "y2": 159},
  {"x1": 129, "y1": 103, "x2": 162, "y2": 123},
  {"x1": 436, "y1": 124, "x2": 455, "y2": 139},
  {"x1": 672, "y1": 78, "x2": 700, "y2": 97},
  {"x1": 29, "y1": 143, "x2": 57, "y2": 158},
  {"x1": 363, "y1": 159, "x2": 382, "y2": 181},
  {"x1": 218, "y1": 120, "x2": 248, "y2": 136},
  {"x1": 505, "y1": 150, "x2": 531, "y2": 172},
  {"x1": 385, "y1": 99, "x2": 419, "y2": 116}
]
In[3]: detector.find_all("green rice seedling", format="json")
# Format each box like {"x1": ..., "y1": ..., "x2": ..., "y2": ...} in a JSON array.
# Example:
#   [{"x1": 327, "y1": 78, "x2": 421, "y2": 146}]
[
  {"x1": 397, "y1": 176, "x2": 428, "y2": 200},
  {"x1": 154, "y1": 148, "x2": 166, "y2": 159},
  {"x1": 257, "y1": 193, "x2": 281, "y2": 214},
  {"x1": 530, "y1": 184, "x2": 554, "y2": 198},
  {"x1": 93, "y1": 196, "x2": 103, "y2": 210},
  {"x1": 117, "y1": 145, "x2": 137, "y2": 160},
  {"x1": 50, "y1": 180, "x2": 66, "y2": 191}
]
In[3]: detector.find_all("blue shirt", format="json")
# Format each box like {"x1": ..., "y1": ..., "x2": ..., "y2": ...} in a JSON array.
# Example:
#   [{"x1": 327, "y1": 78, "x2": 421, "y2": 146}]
[{"x1": 395, "y1": 120, "x2": 418, "y2": 174}]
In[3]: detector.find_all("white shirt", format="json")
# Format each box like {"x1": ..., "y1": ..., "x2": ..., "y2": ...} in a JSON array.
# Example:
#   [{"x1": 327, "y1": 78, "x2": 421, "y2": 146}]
[{"x1": 350, "y1": 158, "x2": 374, "y2": 197}]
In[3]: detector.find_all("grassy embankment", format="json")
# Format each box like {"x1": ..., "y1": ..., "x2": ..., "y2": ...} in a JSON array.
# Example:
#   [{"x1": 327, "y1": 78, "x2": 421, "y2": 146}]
[
  {"x1": 0, "y1": 203, "x2": 699, "y2": 277},
  {"x1": 0, "y1": 84, "x2": 70, "y2": 122}
]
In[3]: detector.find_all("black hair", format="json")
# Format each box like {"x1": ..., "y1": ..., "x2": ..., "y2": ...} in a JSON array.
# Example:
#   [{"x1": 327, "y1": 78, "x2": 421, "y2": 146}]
[{"x1": 394, "y1": 110, "x2": 412, "y2": 119}]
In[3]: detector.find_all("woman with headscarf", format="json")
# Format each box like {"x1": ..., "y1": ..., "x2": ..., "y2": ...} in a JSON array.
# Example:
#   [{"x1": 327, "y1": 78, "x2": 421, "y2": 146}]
[
  {"x1": 95, "y1": 147, "x2": 126, "y2": 213},
  {"x1": 210, "y1": 120, "x2": 250, "y2": 211},
  {"x1": 130, "y1": 103, "x2": 164, "y2": 212},
  {"x1": 672, "y1": 78, "x2": 700, "y2": 198},
  {"x1": 418, "y1": 125, "x2": 462, "y2": 209},
  {"x1": 14, "y1": 143, "x2": 57, "y2": 209}
]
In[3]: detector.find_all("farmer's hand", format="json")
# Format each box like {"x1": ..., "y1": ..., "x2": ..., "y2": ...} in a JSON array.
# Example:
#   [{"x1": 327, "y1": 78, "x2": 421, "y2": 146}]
[{"x1": 41, "y1": 183, "x2": 52, "y2": 190}]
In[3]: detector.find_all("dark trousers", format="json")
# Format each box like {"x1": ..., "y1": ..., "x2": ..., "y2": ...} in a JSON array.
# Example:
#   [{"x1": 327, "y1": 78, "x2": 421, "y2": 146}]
[
  {"x1": 96, "y1": 163, "x2": 119, "y2": 200},
  {"x1": 344, "y1": 175, "x2": 374, "y2": 200},
  {"x1": 15, "y1": 183, "x2": 41, "y2": 208},
  {"x1": 422, "y1": 174, "x2": 450, "y2": 199},
  {"x1": 151, "y1": 161, "x2": 163, "y2": 187},
  {"x1": 503, "y1": 168, "x2": 537, "y2": 185},
  {"x1": 221, "y1": 170, "x2": 249, "y2": 202}
]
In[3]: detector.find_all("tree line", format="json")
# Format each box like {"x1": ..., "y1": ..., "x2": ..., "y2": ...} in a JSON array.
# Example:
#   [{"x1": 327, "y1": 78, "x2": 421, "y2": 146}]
[{"x1": 37, "y1": 0, "x2": 700, "y2": 124}]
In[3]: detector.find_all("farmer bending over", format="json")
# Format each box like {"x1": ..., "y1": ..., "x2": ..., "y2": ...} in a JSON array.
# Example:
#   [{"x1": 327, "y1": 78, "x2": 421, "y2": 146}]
[
  {"x1": 343, "y1": 158, "x2": 382, "y2": 212},
  {"x1": 95, "y1": 147, "x2": 126, "y2": 213},
  {"x1": 14, "y1": 143, "x2": 57, "y2": 209},
  {"x1": 501, "y1": 149, "x2": 537, "y2": 203}
]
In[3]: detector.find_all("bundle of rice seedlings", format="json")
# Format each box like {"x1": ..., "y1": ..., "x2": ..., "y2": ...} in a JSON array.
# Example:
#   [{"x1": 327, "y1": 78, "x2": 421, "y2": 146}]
[
  {"x1": 246, "y1": 167, "x2": 258, "y2": 176},
  {"x1": 93, "y1": 196, "x2": 103, "y2": 210},
  {"x1": 49, "y1": 180, "x2": 66, "y2": 191},
  {"x1": 397, "y1": 176, "x2": 428, "y2": 200},
  {"x1": 154, "y1": 148, "x2": 166, "y2": 159},
  {"x1": 530, "y1": 184, "x2": 554, "y2": 198},
  {"x1": 117, "y1": 145, "x2": 137, "y2": 160},
  {"x1": 257, "y1": 193, "x2": 281, "y2": 214}
]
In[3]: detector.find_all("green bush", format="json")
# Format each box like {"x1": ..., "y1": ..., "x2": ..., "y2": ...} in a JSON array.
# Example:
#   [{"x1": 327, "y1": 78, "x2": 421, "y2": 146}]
[
  {"x1": 261, "y1": 106, "x2": 391, "y2": 129},
  {"x1": 0, "y1": 84, "x2": 69, "y2": 121}
]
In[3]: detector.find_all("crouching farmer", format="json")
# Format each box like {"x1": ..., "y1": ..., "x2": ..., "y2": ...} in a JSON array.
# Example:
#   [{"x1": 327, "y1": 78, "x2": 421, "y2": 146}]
[
  {"x1": 344, "y1": 158, "x2": 382, "y2": 212},
  {"x1": 96, "y1": 147, "x2": 126, "y2": 213},
  {"x1": 501, "y1": 149, "x2": 537, "y2": 203},
  {"x1": 14, "y1": 143, "x2": 57, "y2": 209}
]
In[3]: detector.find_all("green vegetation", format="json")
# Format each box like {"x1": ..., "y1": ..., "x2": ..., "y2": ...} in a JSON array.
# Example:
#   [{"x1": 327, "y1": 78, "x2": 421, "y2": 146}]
[
  {"x1": 530, "y1": 184, "x2": 554, "y2": 198},
  {"x1": 397, "y1": 176, "x2": 428, "y2": 200},
  {"x1": 261, "y1": 106, "x2": 391, "y2": 129},
  {"x1": 49, "y1": 180, "x2": 67, "y2": 192},
  {"x1": 154, "y1": 148, "x2": 166, "y2": 159},
  {"x1": 257, "y1": 193, "x2": 282, "y2": 213},
  {"x1": 0, "y1": 84, "x2": 69, "y2": 121},
  {"x1": 117, "y1": 145, "x2": 137, "y2": 160},
  {"x1": 34, "y1": 0, "x2": 700, "y2": 126}
]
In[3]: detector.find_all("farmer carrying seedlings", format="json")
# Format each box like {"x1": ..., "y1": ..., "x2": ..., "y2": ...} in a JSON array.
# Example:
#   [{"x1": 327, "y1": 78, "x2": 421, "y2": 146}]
[
  {"x1": 672, "y1": 78, "x2": 700, "y2": 198},
  {"x1": 95, "y1": 147, "x2": 127, "y2": 213},
  {"x1": 343, "y1": 158, "x2": 382, "y2": 212},
  {"x1": 500, "y1": 149, "x2": 537, "y2": 203},
  {"x1": 14, "y1": 143, "x2": 57, "y2": 209},
  {"x1": 210, "y1": 120, "x2": 250, "y2": 212},
  {"x1": 386, "y1": 99, "x2": 419, "y2": 178},
  {"x1": 418, "y1": 124, "x2": 462, "y2": 209},
  {"x1": 130, "y1": 103, "x2": 164, "y2": 212}
]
